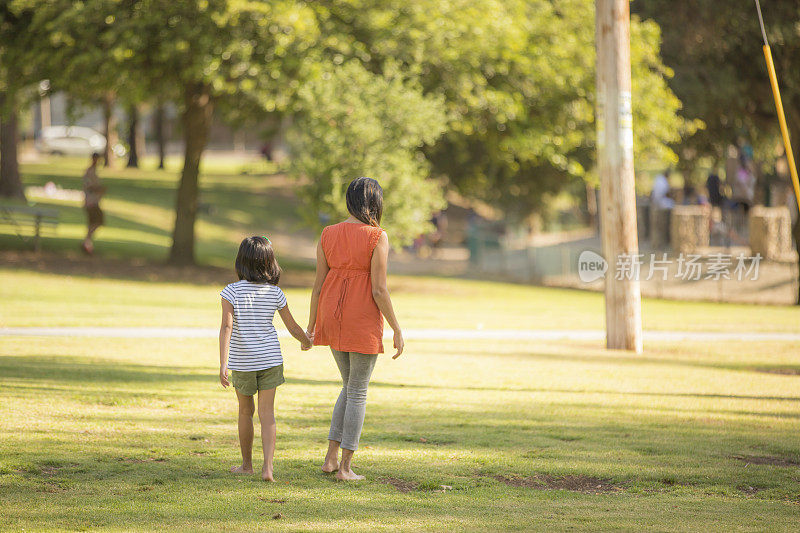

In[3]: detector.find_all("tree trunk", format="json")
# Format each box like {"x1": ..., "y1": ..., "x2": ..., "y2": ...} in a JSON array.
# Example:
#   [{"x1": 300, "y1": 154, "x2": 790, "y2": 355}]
[
  {"x1": 168, "y1": 83, "x2": 214, "y2": 265},
  {"x1": 102, "y1": 93, "x2": 117, "y2": 168},
  {"x1": 155, "y1": 102, "x2": 166, "y2": 169},
  {"x1": 126, "y1": 104, "x2": 139, "y2": 168},
  {"x1": 0, "y1": 91, "x2": 25, "y2": 200}
]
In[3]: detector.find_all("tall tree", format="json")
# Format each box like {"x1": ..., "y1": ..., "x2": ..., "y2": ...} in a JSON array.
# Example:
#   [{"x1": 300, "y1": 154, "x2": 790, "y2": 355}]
[
  {"x1": 142, "y1": 0, "x2": 318, "y2": 265},
  {"x1": 0, "y1": 91, "x2": 24, "y2": 199},
  {"x1": 153, "y1": 101, "x2": 166, "y2": 170},
  {"x1": 126, "y1": 103, "x2": 140, "y2": 168},
  {"x1": 0, "y1": 3, "x2": 34, "y2": 200},
  {"x1": 18, "y1": 0, "x2": 318, "y2": 264}
]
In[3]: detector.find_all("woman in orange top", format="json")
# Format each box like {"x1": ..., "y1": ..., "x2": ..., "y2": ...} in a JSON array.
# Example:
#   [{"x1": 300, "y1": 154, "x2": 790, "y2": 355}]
[{"x1": 306, "y1": 177, "x2": 404, "y2": 481}]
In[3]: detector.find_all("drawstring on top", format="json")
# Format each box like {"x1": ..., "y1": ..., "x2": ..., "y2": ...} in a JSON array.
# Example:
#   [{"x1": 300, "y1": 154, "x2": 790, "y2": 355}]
[{"x1": 333, "y1": 277, "x2": 350, "y2": 321}]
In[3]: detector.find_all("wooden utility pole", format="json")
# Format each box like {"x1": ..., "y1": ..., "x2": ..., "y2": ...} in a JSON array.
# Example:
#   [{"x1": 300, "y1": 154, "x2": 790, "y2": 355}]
[{"x1": 595, "y1": 0, "x2": 643, "y2": 352}]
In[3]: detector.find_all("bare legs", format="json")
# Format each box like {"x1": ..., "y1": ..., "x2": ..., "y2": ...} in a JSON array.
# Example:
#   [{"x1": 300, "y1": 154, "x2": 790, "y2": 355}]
[
  {"x1": 231, "y1": 390, "x2": 255, "y2": 474},
  {"x1": 231, "y1": 388, "x2": 277, "y2": 481},
  {"x1": 336, "y1": 448, "x2": 364, "y2": 481},
  {"x1": 82, "y1": 221, "x2": 100, "y2": 254},
  {"x1": 322, "y1": 441, "x2": 365, "y2": 481},
  {"x1": 258, "y1": 388, "x2": 277, "y2": 481},
  {"x1": 322, "y1": 439, "x2": 340, "y2": 473}
]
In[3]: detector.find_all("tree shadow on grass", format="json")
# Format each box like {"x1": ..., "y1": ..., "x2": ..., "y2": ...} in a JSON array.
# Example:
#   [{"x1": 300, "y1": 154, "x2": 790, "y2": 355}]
[
  {"x1": 431, "y1": 344, "x2": 800, "y2": 380},
  {"x1": 0, "y1": 356, "x2": 208, "y2": 385},
  {"x1": 4, "y1": 356, "x2": 798, "y2": 408}
]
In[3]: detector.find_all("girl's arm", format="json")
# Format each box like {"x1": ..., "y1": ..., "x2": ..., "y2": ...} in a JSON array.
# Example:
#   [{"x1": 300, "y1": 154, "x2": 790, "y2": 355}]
[
  {"x1": 278, "y1": 305, "x2": 312, "y2": 350},
  {"x1": 370, "y1": 231, "x2": 404, "y2": 359},
  {"x1": 219, "y1": 299, "x2": 234, "y2": 387},
  {"x1": 306, "y1": 238, "x2": 330, "y2": 338}
]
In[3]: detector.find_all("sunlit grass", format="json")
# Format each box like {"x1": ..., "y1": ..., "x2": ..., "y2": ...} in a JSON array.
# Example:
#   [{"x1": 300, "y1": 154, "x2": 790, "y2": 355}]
[
  {"x1": 1, "y1": 333, "x2": 799, "y2": 531},
  {"x1": 2, "y1": 268, "x2": 800, "y2": 333}
]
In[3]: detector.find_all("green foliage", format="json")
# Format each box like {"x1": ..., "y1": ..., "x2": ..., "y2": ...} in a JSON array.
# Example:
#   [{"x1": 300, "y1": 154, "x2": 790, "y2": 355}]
[
  {"x1": 313, "y1": 0, "x2": 690, "y2": 216},
  {"x1": 633, "y1": 0, "x2": 800, "y2": 164},
  {"x1": 12, "y1": 0, "x2": 319, "y2": 115},
  {"x1": 288, "y1": 61, "x2": 447, "y2": 246}
]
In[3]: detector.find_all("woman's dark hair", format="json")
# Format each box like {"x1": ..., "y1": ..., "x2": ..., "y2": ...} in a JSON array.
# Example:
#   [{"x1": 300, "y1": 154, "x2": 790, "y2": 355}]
[
  {"x1": 235, "y1": 236, "x2": 281, "y2": 285},
  {"x1": 345, "y1": 177, "x2": 383, "y2": 227}
]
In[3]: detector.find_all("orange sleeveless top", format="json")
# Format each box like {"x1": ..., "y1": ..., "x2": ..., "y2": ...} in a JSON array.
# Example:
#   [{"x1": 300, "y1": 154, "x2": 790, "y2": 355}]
[{"x1": 313, "y1": 222, "x2": 384, "y2": 354}]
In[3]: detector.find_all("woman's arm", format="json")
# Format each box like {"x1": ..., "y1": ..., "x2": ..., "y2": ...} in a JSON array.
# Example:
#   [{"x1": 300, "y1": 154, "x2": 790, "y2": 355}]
[
  {"x1": 278, "y1": 305, "x2": 312, "y2": 350},
  {"x1": 219, "y1": 299, "x2": 234, "y2": 387},
  {"x1": 370, "y1": 231, "x2": 404, "y2": 359},
  {"x1": 306, "y1": 238, "x2": 330, "y2": 337}
]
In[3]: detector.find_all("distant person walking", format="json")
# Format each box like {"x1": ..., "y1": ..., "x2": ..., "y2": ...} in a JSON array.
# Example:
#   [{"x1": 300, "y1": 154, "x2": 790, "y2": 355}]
[
  {"x1": 82, "y1": 153, "x2": 105, "y2": 255},
  {"x1": 651, "y1": 168, "x2": 675, "y2": 209},
  {"x1": 306, "y1": 177, "x2": 404, "y2": 481},
  {"x1": 731, "y1": 154, "x2": 755, "y2": 214},
  {"x1": 706, "y1": 172, "x2": 724, "y2": 208}
]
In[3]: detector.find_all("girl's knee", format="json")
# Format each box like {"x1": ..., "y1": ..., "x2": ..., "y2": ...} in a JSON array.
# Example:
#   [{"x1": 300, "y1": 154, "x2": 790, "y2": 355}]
[
  {"x1": 258, "y1": 409, "x2": 275, "y2": 425},
  {"x1": 257, "y1": 397, "x2": 275, "y2": 421},
  {"x1": 238, "y1": 397, "x2": 255, "y2": 417}
]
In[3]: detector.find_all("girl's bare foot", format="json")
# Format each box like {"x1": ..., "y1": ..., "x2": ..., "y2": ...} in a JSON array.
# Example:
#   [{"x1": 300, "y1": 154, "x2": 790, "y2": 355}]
[
  {"x1": 230, "y1": 464, "x2": 254, "y2": 474},
  {"x1": 261, "y1": 466, "x2": 274, "y2": 482},
  {"x1": 321, "y1": 459, "x2": 339, "y2": 473},
  {"x1": 335, "y1": 468, "x2": 365, "y2": 481}
]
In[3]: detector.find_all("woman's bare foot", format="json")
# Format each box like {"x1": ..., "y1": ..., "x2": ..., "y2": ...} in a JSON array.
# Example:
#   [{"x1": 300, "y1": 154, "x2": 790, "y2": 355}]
[
  {"x1": 335, "y1": 468, "x2": 365, "y2": 481},
  {"x1": 321, "y1": 459, "x2": 339, "y2": 473},
  {"x1": 230, "y1": 464, "x2": 254, "y2": 474},
  {"x1": 261, "y1": 465, "x2": 274, "y2": 482}
]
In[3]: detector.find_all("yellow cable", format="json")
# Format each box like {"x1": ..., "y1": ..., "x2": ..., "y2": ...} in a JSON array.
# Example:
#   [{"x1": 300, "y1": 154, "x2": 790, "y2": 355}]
[{"x1": 762, "y1": 45, "x2": 800, "y2": 213}]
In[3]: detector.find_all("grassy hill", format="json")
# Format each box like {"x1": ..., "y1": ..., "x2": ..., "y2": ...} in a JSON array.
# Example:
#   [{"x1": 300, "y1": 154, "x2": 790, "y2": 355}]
[{"x1": 1, "y1": 155, "x2": 316, "y2": 269}]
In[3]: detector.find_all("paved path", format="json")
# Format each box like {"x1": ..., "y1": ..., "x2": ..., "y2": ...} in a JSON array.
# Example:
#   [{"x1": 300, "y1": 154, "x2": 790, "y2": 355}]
[{"x1": 1, "y1": 327, "x2": 799, "y2": 342}]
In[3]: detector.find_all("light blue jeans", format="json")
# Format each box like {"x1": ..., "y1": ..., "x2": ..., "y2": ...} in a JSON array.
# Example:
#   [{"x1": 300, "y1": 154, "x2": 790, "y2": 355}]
[{"x1": 328, "y1": 349, "x2": 378, "y2": 451}]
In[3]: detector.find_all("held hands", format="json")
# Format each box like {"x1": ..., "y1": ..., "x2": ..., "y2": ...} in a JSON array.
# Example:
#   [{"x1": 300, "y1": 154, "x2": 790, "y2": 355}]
[
  {"x1": 301, "y1": 327, "x2": 314, "y2": 351},
  {"x1": 300, "y1": 335, "x2": 312, "y2": 351},
  {"x1": 219, "y1": 366, "x2": 230, "y2": 388},
  {"x1": 392, "y1": 330, "x2": 404, "y2": 359}
]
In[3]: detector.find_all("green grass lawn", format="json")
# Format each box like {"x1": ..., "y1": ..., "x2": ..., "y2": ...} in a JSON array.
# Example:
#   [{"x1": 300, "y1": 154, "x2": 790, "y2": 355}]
[
  {"x1": 1, "y1": 270, "x2": 800, "y2": 531},
  {"x1": 3, "y1": 268, "x2": 800, "y2": 333}
]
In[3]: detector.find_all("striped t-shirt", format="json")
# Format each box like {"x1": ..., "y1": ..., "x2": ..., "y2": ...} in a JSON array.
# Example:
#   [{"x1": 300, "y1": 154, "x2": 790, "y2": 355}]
[{"x1": 220, "y1": 280, "x2": 287, "y2": 371}]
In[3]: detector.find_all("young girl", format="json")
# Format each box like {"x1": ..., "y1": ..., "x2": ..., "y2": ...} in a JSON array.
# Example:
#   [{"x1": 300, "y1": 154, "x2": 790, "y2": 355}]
[{"x1": 219, "y1": 236, "x2": 311, "y2": 481}]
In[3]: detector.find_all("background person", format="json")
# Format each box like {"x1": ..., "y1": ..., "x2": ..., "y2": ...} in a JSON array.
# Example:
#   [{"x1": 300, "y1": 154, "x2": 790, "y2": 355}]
[
  {"x1": 706, "y1": 172, "x2": 724, "y2": 208},
  {"x1": 82, "y1": 152, "x2": 105, "y2": 254},
  {"x1": 651, "y1": 168, "x2": 675, "y2": 209}
]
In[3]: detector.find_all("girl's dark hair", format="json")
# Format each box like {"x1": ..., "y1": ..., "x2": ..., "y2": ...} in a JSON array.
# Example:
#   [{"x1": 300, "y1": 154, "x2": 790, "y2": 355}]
[
  {"x1": 345, "y1": 177, "x2": 383, "y2": 227},
  {"x1": 235, "y1": 236, "x2": 281, "y2": 285}
]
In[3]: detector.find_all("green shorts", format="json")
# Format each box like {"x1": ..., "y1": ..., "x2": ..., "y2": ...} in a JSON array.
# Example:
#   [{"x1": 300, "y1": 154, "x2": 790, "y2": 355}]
[{"x1": 230, "y1": 365, "x2": 285, "y2": 396}]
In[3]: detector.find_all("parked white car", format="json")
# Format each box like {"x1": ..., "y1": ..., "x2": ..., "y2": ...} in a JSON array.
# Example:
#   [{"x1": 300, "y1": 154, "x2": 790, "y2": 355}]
[{"x1": 36, "y1": 125, "x2": 125, "y2": 157}]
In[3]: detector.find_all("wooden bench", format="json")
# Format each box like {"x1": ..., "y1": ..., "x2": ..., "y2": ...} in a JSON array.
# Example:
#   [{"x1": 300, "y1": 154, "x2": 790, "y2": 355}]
[{"x1": 0, "y1": 204, "x2": 60, "y2": 252}]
